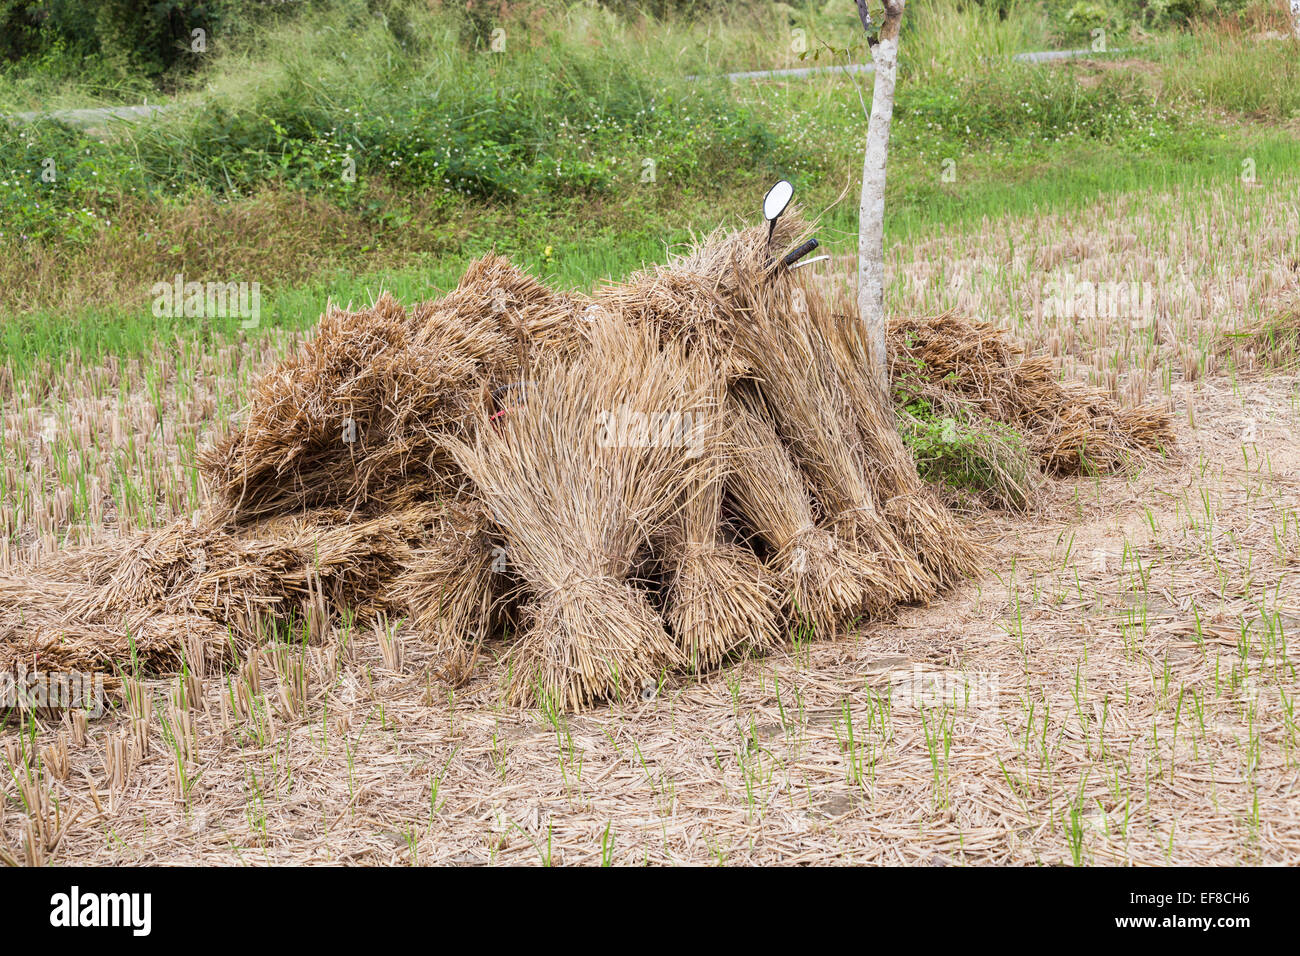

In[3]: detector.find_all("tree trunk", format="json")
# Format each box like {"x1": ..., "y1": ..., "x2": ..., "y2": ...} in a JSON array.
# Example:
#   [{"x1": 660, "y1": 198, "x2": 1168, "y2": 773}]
[{"x1": 857, "y1": 0, "x2": 905, "y2": 395}]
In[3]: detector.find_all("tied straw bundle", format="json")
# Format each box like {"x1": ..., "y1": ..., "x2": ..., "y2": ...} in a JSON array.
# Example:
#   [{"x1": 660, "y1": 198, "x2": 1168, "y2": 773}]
[{"x1": 445, "y1": 314, "x2": 716, "y2": 709}]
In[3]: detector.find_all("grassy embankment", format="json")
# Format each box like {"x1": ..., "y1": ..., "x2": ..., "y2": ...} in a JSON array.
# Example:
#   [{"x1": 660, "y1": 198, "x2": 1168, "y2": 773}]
[{"x1": 0, "y1": 0, "x2": 1297, "y2": 371}]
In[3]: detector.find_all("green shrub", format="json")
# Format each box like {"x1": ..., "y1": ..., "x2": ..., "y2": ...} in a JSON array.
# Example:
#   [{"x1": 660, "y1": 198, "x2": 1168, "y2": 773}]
[
  {"x1": 1, "y1": 1, "x2": 801, "y2": 246},
  {"x1": 108, "y1": 2, "x2": 799, "y2": 202},
  {"x1": 0, "y1": 0, "x2": 262, "y2": 86},
  {"x1": 0, "y1": 119, "x2": 145, "y2": 243},
  {"x1": 897, "y1": 393, "x2": 1040, "y2": 511}
]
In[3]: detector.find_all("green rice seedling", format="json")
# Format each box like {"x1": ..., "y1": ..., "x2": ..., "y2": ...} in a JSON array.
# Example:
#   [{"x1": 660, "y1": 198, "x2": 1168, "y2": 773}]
[
  {"x1": 600, "y1": 821, "x2": 615, "y2": 866},
  {"x1": 921, "y1": 704, "x2": 954, "y2": 812}
]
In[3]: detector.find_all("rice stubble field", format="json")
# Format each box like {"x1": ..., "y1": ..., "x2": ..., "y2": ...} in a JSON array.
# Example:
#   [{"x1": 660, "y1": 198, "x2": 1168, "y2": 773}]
[{"x1": 1, "y1": 164, "x2": 1297, "y2": 864}]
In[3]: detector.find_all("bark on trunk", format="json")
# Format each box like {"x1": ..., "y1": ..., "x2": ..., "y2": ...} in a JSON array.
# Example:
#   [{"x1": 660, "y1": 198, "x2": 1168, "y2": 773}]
[{"x1": 857, "y1": 0, "x2": 905, "y2": 395}]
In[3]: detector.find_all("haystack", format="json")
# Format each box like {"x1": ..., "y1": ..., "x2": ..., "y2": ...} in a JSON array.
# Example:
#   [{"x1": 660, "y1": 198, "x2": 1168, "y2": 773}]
[
  {"x1": 725, "y1": 391, "x2": 897, "y2": 634},
  {"x1": 201, "y1": 256, "x2": 586, "y2": 524},
  {"x1": 888, "y1": 312, "x2": 1175, "y2": 475},
  {"x1": 600, "y1": 211, "x2": 975, "y2": 633},
  {"x1": 2, "y1": 212, "x2": 1017, "y2": 713},
  {"x1": 660, "y1": 371, "x2": 779, "y2": 670},
  {"x1": 0, "y1": 501, "x2": 491, "y2": 683}
]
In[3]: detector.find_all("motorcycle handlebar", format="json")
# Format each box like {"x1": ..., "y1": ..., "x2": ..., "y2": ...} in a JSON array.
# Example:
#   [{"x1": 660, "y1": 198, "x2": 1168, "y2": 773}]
[{"x1": 782, "y1": 238, "x2": 820, "y2": 267}]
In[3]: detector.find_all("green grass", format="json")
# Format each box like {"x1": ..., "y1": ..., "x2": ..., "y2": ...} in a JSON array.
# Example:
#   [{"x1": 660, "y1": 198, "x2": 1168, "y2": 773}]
[
  {"x1": 6, "y1": 115, "x2": 1297, "y2": 373},
  {"x1": 1149, "y1": 25, "x2": 1300, "y2": 121},
  {"x1": 878, "y1": 125, "x2": 1300, "y2": 241},
  {"x1": 896, "y1": 391, "x2": 1040, "y2": 511},
  {"x1": 2, "y1": 0, "x2": 1298, "y2": 368}
]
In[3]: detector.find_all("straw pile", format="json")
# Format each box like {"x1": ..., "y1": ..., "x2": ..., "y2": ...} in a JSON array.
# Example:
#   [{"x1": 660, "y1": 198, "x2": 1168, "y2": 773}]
[
  {"x1": 598, "y1": 215, "x2": 977, "y2": 632},
  {"x1": 445, "y1": 316, "x2": 718, "y2": 708},
  {"x1": 390, "y1": 501, "x2": 499, "y2": 686},
  {"x1": 0, "y1": 502, "x2": 480, "y2": 684},
  {"x1": 725, "y1": 391, "x2": 893, "y2": 634},
  {"x1": 887, "y1": 312, "x2": 1175, "y2": 475},
  {"x1": 200, "y1": 256, "x2": 587, "y2": 524},
  {"x1": 2, "y1": 212, "x2": 1024, "y2": 711},
  {"x1": 661, "y1": 373, "x2": 779, "y2": 670}
]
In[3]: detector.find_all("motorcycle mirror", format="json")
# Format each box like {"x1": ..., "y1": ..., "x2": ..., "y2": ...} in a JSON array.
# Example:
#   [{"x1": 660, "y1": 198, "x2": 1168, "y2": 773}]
[{"x1": 763, "y1": 180, "x2": 794, "y2": 223}]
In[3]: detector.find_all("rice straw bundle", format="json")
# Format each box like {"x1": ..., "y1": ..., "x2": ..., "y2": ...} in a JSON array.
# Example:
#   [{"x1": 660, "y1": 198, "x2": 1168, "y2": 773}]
[
  {"x1": 0, "y1": 502, "x2": 475, "y2": 683},
  {"x1": 391, "y1": 500, "x2": 501, "y2": 685},
  {"x1": 201, "y1": 293, "x2": 435, "y2": 522},
  {"x1": 598, "y1": 258, "x2": 778, "y2": 668},
  {"x1": 604, "y1": 212, "x2": 972, "y2": 626},
  {"x1": 809, "y1": 291, "x2": 979, "y2": 587},
  {"x1": 725, "y1": 393, "x2": 895, "y2": 633},
  {"x1": 596, "y1": 268, "x2": 749, "y2": 378},
  {"x1": 661, "y1": 372, "x2": 779, "y2": 670},
  {"x1": 653, "y1": 210, "x2": 954, "y2": 600},
  {"x1": 732, "y1": 266, "x2": 933, "y2": 605},
  {"x1": 670, "y1": 212, "x2": 804, "y2": 300},
  {"x1": 60, "y1": 504, "x2": 445, "y2": 619},
  {"x1": 612, "y1": 216, "x2": 942, "y2": 612},
  {"x1": 446, "y1": 315, "x2": 713, "y2": 709},
  {"x1": 0, "y1": 610, "x2": 234, "y2": 687},
  {"x1": 202, "y1": 256, "x2": 585, "y2": 524},
  {"x1": 417, "y1": 253, "x2": 589, "y2": 358}
]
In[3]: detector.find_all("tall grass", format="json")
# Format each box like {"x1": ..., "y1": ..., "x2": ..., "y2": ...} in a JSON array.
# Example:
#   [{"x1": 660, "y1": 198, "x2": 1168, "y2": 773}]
[
  {"x1": 3, "y1": 0, "x2": 1298, "y2": 349},
  {"x1": 902, "y1": 0, "x2": 1053, "y2": 76},
  {"x1": 109, "y1": 0, "x2": 801, "y2": 203},
  {"x1": 1154, "y1": 25, "x2": 1300, "y2": 120}
]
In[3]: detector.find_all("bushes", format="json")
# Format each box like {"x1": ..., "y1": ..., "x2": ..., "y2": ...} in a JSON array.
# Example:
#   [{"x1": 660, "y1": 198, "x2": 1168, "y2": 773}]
[
  {"x1": 0, "y1": 0, "x2": 759, "y2": 88},
  {"x1": 107, "y1": 2, "x2": 798, "y2": 202},
  {"x1": 121, "y1": 76, "x2": 791, "y2": 204},
  {"x1": 0, "y1": 0, "x2": 260, "y2": 86},
  {"x1": 0, "y1": 1, "x2": 799, "y2": 248},
  {"x1": 1043, "y1": 0, "x2": 1264, "y2": 42},
  {"x1": 0, "y1": 120, "x2": 147, "y2": 243},
  {"x1": 897, "y1": 393, "x2": 1040, "y2": 512}
]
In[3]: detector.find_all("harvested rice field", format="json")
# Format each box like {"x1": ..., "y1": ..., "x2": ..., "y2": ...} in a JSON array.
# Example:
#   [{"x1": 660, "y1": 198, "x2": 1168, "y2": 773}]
[{"x1": 2, "y1": 170, "x2": 1297, "y2": 868}]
